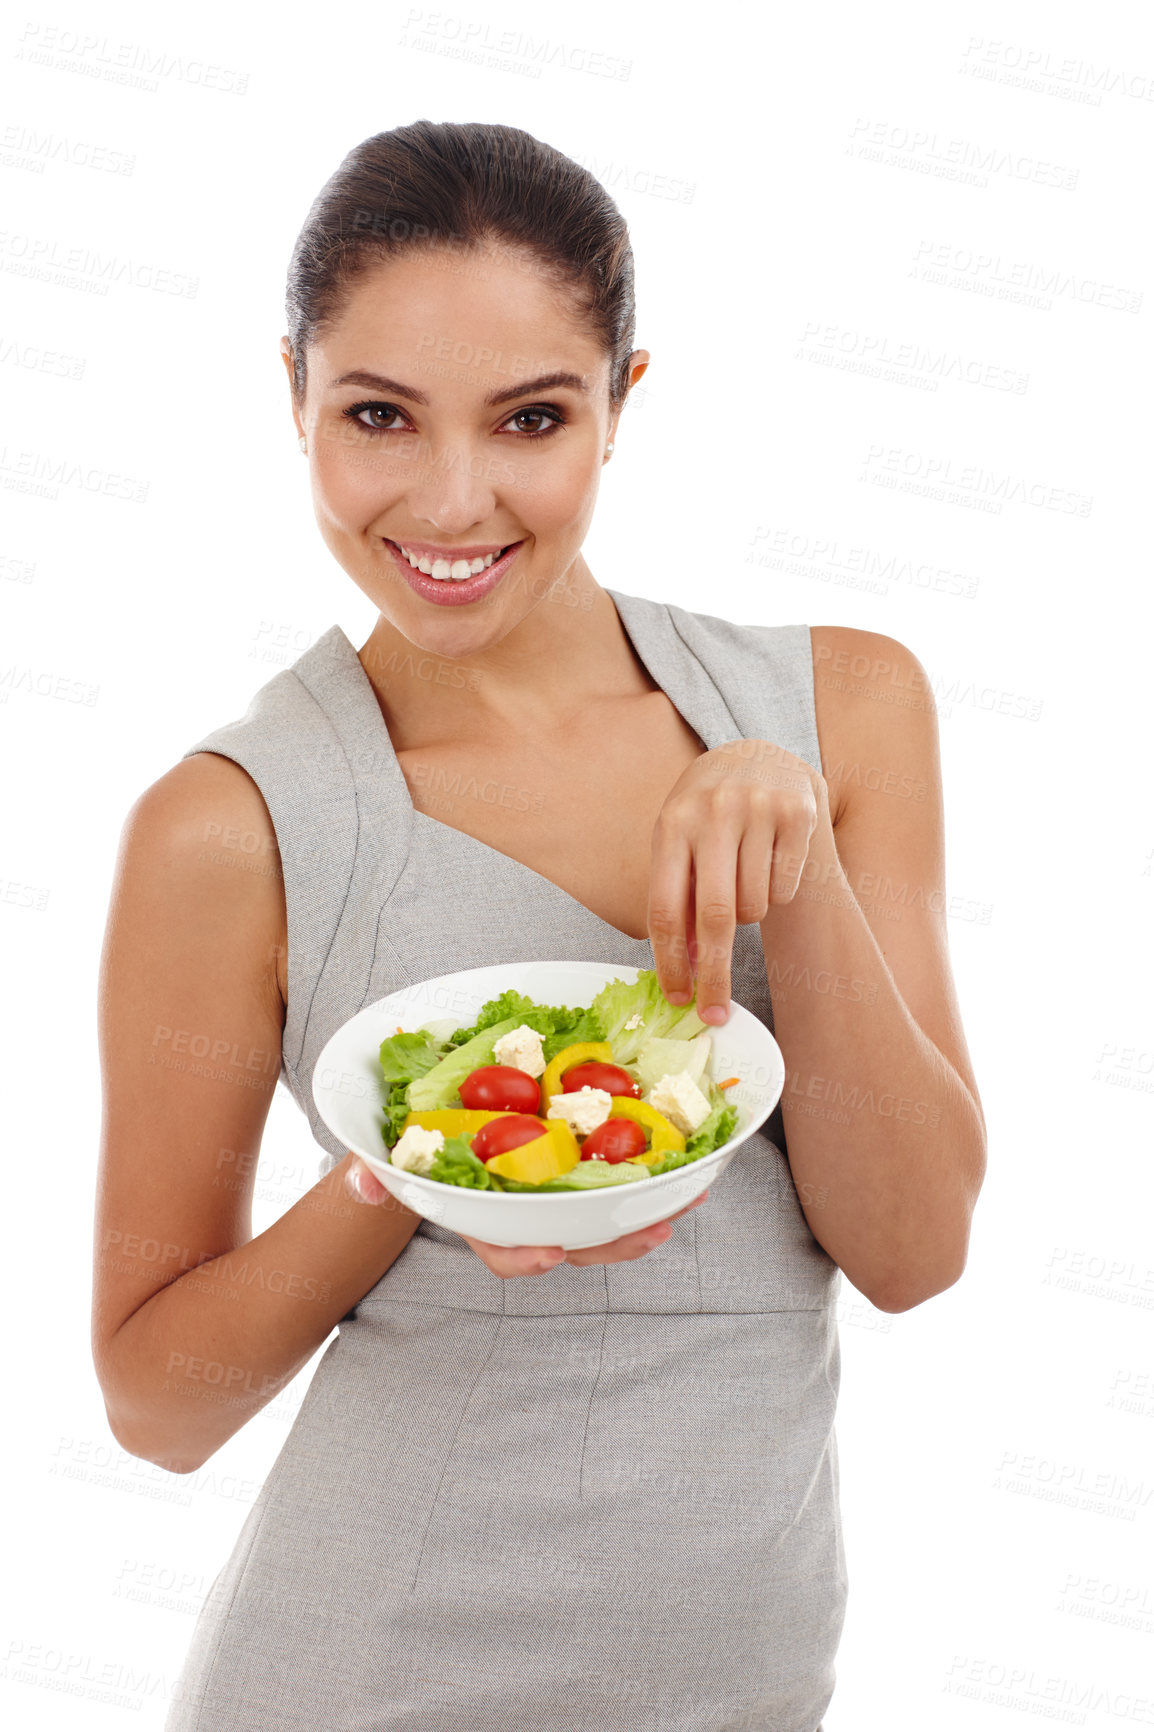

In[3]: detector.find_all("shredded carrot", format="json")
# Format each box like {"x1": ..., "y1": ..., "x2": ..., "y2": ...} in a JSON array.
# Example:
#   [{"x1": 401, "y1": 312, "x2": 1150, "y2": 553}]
[
  {"x1": 717, "y1": 1076, "x2": 740, "y2": 1089},
  {"x1": 396, "y1": 1024, "x2": 404, "y2": 1034}
]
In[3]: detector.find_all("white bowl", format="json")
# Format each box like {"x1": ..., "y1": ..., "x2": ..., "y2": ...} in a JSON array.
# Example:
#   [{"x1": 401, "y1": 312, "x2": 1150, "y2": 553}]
[{"x1": 312, "y1": 960, "x2": 784, "y2": 1250}]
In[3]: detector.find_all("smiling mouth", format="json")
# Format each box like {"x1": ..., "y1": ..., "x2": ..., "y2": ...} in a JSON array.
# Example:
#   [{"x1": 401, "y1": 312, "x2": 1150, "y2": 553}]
[{"x1": 390, "y1": 540, "x2": 517, "y2": 582}]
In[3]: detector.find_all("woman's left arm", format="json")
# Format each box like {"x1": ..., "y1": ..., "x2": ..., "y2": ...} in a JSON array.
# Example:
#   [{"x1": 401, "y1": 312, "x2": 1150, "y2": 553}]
[{"x1": 648, "y1": 625, "x2": 987, "y2": 1314}]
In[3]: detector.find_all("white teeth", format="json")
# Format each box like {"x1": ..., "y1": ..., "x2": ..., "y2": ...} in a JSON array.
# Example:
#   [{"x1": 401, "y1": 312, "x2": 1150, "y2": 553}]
[{"x1": 398, "y1": 543, "x2": 506, "y2": 581}]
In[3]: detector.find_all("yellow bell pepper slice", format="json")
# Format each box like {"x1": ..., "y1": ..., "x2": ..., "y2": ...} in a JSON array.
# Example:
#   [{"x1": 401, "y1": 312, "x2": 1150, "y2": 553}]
[
  {"x1": 485, "y1": 1118, "x2": 581, "y2": 1183},
  {"x1": 401, "y1": 1108, "x2": 510, "y2": 1139},
  {"x1": 607, "y1": 1097, "x2": 686, "y2": 1167},
  {"x1": 538, "y1": 1041, "x2": 614, "y2": 1110}
]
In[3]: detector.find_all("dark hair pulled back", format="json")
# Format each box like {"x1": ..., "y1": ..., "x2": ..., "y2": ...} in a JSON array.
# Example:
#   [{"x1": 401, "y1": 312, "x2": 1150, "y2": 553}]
[{"x1": 285, "y1": 121, "x2": 636, "y2": 408}]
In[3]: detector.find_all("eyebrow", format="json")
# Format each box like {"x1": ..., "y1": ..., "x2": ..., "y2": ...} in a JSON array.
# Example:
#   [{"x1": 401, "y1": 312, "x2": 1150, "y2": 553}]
[{"x1": 327, "y1": 369, "x2": 589, "y2": 407}]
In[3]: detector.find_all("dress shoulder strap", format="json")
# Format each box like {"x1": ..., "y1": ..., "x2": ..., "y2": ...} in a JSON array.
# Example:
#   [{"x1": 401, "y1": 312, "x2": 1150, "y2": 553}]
[
  {"x1": 665, "y1": 603, "x2": 822, "y2": 775},
  {"x1": 607, "y1": 589, "x2": 822, "y2": 774},
  {"x1": 181, "y1": 626, "x2": 411, "y2": 1084}
]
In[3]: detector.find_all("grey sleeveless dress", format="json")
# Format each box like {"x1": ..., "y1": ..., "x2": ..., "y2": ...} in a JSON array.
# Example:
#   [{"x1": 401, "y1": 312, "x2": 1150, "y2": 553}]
[{"x1": 165, "y1": 588, "x2": 846, "y2": 1732}]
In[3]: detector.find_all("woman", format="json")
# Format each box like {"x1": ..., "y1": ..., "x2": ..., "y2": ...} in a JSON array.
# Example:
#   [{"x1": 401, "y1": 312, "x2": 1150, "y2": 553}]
[{"x1": 92, "y1": 121, "x2": 986, "y2": 1730}]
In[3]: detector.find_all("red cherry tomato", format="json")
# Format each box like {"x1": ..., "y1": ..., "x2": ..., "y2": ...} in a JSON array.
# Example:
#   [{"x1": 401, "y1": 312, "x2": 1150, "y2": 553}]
[
  {"x1": 459, "y1": 1065, "x2": 542, "y2": 1115},
  {"x1": 471, "y1": 1114, "x2": 548, "y2": 1163},
  {"x1": 579, "y1": 1118, "x2": 648, "y2": 1164},
  {"x1": 561, "y1": 1062, "x2": 641, "y2": 1098}
]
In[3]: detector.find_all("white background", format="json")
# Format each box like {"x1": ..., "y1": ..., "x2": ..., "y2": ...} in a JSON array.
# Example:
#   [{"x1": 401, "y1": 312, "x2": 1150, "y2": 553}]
[{"x1": 3, "y1": 0, "x2": 1152, "y2": 1726}]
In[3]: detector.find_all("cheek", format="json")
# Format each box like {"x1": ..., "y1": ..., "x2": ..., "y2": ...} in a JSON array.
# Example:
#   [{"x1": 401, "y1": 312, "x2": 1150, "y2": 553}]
[
  {"x1": 312, "y1": 440, "x2": 403, "y2": 529},
  {"x1": 511, "y1": 455, "x2": 600, "y2": 539}
]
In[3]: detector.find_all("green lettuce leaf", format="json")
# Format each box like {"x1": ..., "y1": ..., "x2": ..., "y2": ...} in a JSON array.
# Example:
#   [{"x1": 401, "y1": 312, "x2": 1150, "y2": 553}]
[
  {"x1": 406, "y1": 1016, "x2": 524, "y2": 1112},
  {"x1": 377, "y1": 1030, "x2": 446, "y2": 1145},
  {"x1": 537, "y1": 1005, "x2": 607, "y2": 1061},
  {"x1": 425, "y1": 1134, "x2": 502, "y2": 1190},
  {"x1": 445, "y1": 992, "x2": 606, "y2": 1064},
  {"x1": 533, "y1": 1160, "x2": 648, "y2": 1191},
  {"x1": 445, "y1": 991, "x2": 539, "y2": 1046},
  {"x1": 589, "y1": 968, "x2": 702, "y2": 1066}
]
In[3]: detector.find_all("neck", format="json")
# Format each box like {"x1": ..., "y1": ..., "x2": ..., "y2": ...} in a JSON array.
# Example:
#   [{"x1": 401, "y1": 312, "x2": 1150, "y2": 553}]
[{"x1": 357, "y1": 562, "x2": 655, "y2": 748}]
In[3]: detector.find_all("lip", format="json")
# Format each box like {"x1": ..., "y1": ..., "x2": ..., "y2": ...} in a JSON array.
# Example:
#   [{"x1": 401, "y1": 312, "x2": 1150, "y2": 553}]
[
  {"x1": 383, "y1": 538, "x2": 524, "y2": 607},
  {"x1": 392, "y1": 538, "x2": 511, "y2": 562}
]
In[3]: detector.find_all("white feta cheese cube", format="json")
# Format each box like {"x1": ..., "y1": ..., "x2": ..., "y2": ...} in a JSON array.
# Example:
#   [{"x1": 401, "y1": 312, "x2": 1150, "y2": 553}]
[
  {"x1": 648, "y1": 1071, "x2": 711, "y2": 1137},
  {"x1": 546, "y1": 1086, "x2": 613, "y2": 1137},
  {"x1": 491, "y1": 1023, "x2": 546, "y2": 1078},
  {"x1": 390, "y1": 1124, "x2": 445, "y2": 1175},
  {"x1": 623, "y1": 1012, "x2": 644, "y2": 1030}
]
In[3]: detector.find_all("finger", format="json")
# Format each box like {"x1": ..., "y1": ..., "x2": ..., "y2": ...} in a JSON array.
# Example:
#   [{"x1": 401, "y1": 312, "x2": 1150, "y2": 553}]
[
  {"x1": 345, "y1": 1156, "x2": 386, "y2": 1204},
  {"x1": 734, "y1": 818, "x2": 775, "y2": 925},
  {"x1": 768, "y1": 805, "x2": 818, "y2": 903},
  {"x1": 648, "y1": 816, "x2": 694, "y2": 1004},
  {"x1": 459, "y1": 1235, "x2": 567, "y2": 1279},
  {"x1": 462, "y1": 1192, "x2": 711, "y2": 1275},
  {"x1": 687, "y1": 824, "x2": 741, "y2": 1024},
  {"x1": 564, "y1": 1191, "x2": 709, "y2": 1265},
  {"x1": 564, "y1": 1217, "x2": 673, "y2": 1265}
]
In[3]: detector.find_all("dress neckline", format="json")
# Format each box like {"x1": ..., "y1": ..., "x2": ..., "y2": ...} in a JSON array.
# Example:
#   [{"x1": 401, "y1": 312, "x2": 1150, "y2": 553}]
[{"x1": 313, "y1": 588, "x2": 741, "y2": 945}]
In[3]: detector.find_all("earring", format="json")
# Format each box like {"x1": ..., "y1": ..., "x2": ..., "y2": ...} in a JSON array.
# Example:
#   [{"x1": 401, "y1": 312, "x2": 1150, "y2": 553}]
[
  {"x1": 604, "y1": 442, "x2": 614, "y2": 457},
  {"x1": 298, "y1": 435, "x2": 307, "y2": 453}
]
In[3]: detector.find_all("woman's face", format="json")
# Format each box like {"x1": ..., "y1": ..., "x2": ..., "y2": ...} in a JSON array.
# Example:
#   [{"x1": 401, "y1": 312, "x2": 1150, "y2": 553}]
[{"x1": 282, "y1": 243, "x2": 647, "y2": 660}]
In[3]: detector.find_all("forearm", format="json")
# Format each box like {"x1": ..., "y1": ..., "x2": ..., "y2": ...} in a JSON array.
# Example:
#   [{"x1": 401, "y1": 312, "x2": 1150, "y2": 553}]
[
  {"x1": 101, "y1": 1154, "x2": 421, "y2": 1472},
  {"x1": 759, "y1": 822, "x2": 986, "y2": 1311}
]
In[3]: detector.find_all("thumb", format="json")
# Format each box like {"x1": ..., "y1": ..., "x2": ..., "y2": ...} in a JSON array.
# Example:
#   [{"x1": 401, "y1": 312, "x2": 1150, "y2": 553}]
[{"x1": 345, "y1": 1154, "x2": 386, "y2": 1204}]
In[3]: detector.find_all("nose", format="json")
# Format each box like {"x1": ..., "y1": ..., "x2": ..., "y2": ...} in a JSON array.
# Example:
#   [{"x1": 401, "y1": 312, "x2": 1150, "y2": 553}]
[{"x1": 404, "y1": 433, "x2": 501, "y2": 538}]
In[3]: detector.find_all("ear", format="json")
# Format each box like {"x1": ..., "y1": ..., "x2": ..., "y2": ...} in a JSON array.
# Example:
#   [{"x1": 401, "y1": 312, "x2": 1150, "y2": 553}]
[
  {"x1": 625, "y1": 349, "x2": 650, "y2": 392},
  {"x1": 279, "y1": 338, "x2": 304, "y2": 440},
  {"x1": 606, "y1": 351, "x2": 651, "y2": 448}
]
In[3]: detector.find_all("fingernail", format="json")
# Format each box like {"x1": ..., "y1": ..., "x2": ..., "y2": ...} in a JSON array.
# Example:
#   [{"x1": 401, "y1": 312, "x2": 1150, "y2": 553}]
[{"x1": 702, "y1": 1003, "x2": 729, "y2": 1025}]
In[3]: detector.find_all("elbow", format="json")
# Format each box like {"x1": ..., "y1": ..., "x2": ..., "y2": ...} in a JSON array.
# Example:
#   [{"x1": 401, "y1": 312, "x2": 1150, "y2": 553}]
[
  {"x1": 99, "y1": 1392, "x2": 206, "y2": 1477},
  {"x1": 93, "y1": 1328, "x2": 209, "y2": 1476},
  {"x1": 115, "y1": 1421, "x2": 205, "y2": 1477},
  {"x1": 867, "y1": 1253, "x2": 970, "y2": 1315},
  {"x1": 865, "y1": 1167, "x2": 984, "y2": 1315},
  {"x1": 870, "y1": 1282, "x2": 950, "y2": 1316},
  {"x1": 134, "y1": 1440, "x2": 207, "y2": 1477}
]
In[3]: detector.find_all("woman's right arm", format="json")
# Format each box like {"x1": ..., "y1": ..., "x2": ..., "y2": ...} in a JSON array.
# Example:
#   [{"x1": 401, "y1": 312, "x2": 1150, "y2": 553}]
[{"x1": 92, "y1": 752, "x2": 425, "y2": 1476}]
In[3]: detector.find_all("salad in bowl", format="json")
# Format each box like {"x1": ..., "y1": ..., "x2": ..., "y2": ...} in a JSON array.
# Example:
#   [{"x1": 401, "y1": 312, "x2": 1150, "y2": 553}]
[
  {"x1": 379, "y1": 967, "x2": 739, "y2": 1194},
  {"x1": 312, "y1": 960, "x2": 784, "y2": 1250}
]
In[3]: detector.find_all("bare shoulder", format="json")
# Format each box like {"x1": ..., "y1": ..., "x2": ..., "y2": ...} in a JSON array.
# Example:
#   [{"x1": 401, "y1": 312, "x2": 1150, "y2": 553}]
[
  {"x1": 118, "y1": 751, "x2": 286, "y2": 1003},
  {"x1": 126, "y1": 750, "x2": 279, "y2": 858},
  {"x1": 807, "y1": 625, "x2": 937, "y2": 825}
]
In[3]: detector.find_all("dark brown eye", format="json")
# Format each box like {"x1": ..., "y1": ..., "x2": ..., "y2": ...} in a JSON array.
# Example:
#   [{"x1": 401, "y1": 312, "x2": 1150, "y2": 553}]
[
  {"x1": 342, "y1": 401, "x2": 409, "y2": 433},
  {"x1": 500, "y1": 406, "x2": 564, "y2": 437}
]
